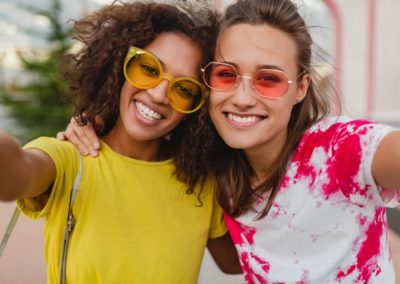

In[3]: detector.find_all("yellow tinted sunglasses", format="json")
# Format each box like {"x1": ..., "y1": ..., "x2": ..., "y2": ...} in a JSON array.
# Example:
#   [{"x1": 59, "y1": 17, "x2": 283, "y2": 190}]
[{"x1": 123, "y1": 46, "x2": 209, "y2": 114}]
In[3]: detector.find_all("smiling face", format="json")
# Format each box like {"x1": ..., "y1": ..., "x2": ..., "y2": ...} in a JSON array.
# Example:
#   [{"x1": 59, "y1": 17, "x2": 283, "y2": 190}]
[
  {"x1": 209, "y1": 23, "x2": 310, "y2": 161},
  {"x1": 105, "y1": 32, "x2": 202, "y2": 159}
]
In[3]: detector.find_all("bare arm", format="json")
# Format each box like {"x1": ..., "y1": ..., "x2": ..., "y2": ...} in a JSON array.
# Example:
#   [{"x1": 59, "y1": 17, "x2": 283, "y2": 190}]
[
  {"x1": 0, "y1": 131, "x2": 56, "y2": 201},
  {"x1": 57, "y1": 117, "x2": 100, "y2": 157},
  {"x1": 206, "y1": 232, "x2": 242, "y2": 274},
  {"x1": 372, "y1": 130, "x2": 400, "y2": 190}
]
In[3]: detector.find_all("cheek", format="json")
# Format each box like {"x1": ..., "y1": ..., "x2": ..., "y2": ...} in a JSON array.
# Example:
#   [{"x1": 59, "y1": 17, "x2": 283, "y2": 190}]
[
  {"x1": 208, "y1": 97, "x2": 220, "y2": 123},
  {"x1": 120, "y1": 81, "x2": 136, "y2": 99},
  {"x1": 264, "y1": 96, "x2": 295, "y2": 123},
  {"x1": 120, "y1": 81, "x2": 142, "y2": 103},
  {"x1": 277, "y1": 89, "x2": 300, "y2": 110},
  {"x1": 208, "y1": 92, "x2": 223, "y2": 111},
  {"x1": 169, "y1": 112, "x2": 185, "y2": 127},
  {"x1": 278, "y1": 100, "x2": 294, "y2": 116},
  {"x1": 288, "y1": 84, "x2": 304, "y2": 104}
]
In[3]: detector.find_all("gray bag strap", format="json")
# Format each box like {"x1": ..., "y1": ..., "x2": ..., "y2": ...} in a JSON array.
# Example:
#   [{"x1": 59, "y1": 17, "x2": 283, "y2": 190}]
[
  {"x1": 0, "y1": 207, "x2": 21, "y2": 257},
  {"x1": 59, "y1": 155, "x2": 83, "y2": 284}
]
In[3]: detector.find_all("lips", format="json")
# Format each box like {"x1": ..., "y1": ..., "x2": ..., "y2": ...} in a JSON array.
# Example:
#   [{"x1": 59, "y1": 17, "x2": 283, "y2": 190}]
[
  {"x1": 135, "y1": 101, "x2": 163, "y2": 121},
  {"x1": 225, "y1": 112, "x2": 266, "y2": 125}
]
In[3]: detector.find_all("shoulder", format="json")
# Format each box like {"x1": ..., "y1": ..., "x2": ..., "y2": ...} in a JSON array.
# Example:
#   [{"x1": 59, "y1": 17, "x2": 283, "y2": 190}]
[
  {"x1": 24, "y1": 137, "x2": 80, "y2": 171},
  {"x1": 308, "y1": 116, "x2": 370, "y2": 134},
  {"x1": 24, "y1": 136, "x2": 75, "y2": 151},
  {"x1": 295, "y1": 117, "x2": 393, "y2": 162},
  {"x1": 303, "y1": 116, "x2": 393, "y2": 142},
  {"x1": 299, "y1": 116, "x2": 397, "y2": 167},
  {"x1": 25, "y1": 137, "x2": 78, "y2": 155},
  {"x1": 197, "y1": 175, "x2": 217, "y2": 196}
]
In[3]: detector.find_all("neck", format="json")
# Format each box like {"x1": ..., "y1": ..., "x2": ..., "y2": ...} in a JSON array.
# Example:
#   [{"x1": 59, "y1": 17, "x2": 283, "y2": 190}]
[
  {"x1": 247, "y1": 150, "x2": 277, "y2": 188},
  {"x1": 245, "y1": 131, "x2": 287, "y2": 186},
  {"x1": 103, "y1": 126, "x2": 163, "y2": 162}
]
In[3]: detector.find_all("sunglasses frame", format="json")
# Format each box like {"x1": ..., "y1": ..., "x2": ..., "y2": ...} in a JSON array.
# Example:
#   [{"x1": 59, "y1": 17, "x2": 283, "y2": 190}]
[
  {"x1": 123, "y1": 46, "x2": 208, "y2": 114},
  {"x1": 201, "y1": 61, "x2": 297, "y2": 99}
]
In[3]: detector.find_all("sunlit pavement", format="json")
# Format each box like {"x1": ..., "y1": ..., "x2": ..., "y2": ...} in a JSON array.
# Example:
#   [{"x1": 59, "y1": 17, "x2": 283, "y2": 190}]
[
  {"x1": 0, "y1": 203, "x2": 46, "y2": 284},
  {"x1": 0, "y1": 203, "x2": 399, "y2": 284}
]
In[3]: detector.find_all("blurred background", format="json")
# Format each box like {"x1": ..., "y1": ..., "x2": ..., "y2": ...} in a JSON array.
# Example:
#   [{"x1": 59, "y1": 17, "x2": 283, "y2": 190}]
[{"x1": 0, "y1": 0, "x2": 399, "y2": 283}]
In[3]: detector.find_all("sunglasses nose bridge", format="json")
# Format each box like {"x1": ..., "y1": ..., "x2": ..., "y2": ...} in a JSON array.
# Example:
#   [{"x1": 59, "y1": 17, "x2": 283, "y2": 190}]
[
  {"x1": 147, "y1": 75, "x2": 171, "y2": 104},
  {"x1": 237, "y1": 75, "x2": 256, "y2": 91},
  {"x1": 159, "y1": 74, "x2": 173, "y2": 85}
]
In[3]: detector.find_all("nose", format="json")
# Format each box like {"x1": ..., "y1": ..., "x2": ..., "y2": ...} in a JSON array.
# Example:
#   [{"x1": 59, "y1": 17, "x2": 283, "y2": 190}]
[
  {"x1": 147, "y1": 79, "x2": 169, "y2": 105},
  {"x1": 231, "y1": 76, "x2": 257, "y2": 108}
]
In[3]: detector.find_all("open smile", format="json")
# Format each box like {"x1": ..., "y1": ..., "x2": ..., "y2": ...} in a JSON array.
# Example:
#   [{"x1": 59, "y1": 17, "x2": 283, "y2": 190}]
[
  {"x1": 135, "y1": 101, "x2": 163, "y2": 121},
  {"x1": 224, "y1": 112, "x2": 266, "y2": 125}
]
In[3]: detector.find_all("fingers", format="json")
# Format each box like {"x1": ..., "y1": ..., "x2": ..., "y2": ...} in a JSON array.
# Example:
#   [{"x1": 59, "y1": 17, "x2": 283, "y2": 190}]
[
  {"x1": 60, "y1": 117, "x2": 100, "y2": 157},
  {"x1": 84, "y1": 122, "x2": 100, "y2": 151},
  {"x1": 56, "y1": 132, "x2": 66, "y2": 141},
  {"x1": 70, "y1": 119, "x2": 92, "y2": 156}
]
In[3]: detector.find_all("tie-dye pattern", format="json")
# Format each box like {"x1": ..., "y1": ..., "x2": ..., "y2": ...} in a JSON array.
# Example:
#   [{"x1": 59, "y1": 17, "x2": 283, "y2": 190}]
[{"x1": 225, "y1": 117, "x2": 399, "y2": 284}]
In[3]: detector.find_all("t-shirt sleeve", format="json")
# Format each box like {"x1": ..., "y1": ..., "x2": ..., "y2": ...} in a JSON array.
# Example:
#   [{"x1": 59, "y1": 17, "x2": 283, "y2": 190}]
[
  {"x1": 333, "y1": 119, "x2": 399, "y2": 207},
  {"x1": 205, "y1": 179, "x2": 228, "y2": 239},
  {"x1": 17, "y1": 137, "x2": 80, "y2": 219}
]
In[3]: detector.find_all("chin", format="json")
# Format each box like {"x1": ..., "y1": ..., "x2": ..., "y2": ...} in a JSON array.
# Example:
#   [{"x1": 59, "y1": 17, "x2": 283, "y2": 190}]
[{"x1": 221, "y1": 137, "x2": 253, "y2": 150}]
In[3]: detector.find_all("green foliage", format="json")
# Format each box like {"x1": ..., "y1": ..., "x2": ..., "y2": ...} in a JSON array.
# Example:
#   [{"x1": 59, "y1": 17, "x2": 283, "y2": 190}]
[{"x1": 0, "y1": 0, "x2": 73, "y2": 143}]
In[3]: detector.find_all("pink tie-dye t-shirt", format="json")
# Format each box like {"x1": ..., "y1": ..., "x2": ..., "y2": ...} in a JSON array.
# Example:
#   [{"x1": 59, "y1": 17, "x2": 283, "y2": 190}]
[{"x1": 225, "y1": 117, "x2": 400, "y2": 284}]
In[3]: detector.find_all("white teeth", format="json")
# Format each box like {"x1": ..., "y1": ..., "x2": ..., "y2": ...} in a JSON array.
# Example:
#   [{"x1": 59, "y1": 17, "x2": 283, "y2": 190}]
[
  {"x1": 227, "y1": 113, "x2": 258, "y2": 123},
  {"x1": 135, "y1": 102, "x2": 162, "y2": 120}
]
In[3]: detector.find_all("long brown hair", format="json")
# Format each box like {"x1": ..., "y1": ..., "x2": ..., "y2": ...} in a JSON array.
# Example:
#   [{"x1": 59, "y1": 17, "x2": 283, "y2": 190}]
[
  {"x1": 195, "y1": 0, "x2": 333, "y2": 218},
  {"x1": 62, "y1": 1, "x2": 218, "y2": 197}
]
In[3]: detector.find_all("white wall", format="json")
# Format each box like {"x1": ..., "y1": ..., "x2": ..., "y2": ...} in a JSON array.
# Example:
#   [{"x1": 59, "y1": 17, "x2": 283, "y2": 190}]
[
  {"x1": 374, "y1": 0, "x2": 400, "y2": 122},
  {"x1": 325, "y1": 0, "x2": 400, "y2": 122}
]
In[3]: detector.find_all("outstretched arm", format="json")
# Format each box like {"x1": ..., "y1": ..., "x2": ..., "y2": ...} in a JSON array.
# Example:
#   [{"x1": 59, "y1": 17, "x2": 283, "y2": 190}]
[
  {"x1": 207, "y1": 232, "x2": 242, "y2": 274},
  {"x1": 372, "y1": 131, "x2": 400, "y2": 190},
  {"x1": 0, "y1": 131, "x2": 56, "y2": 201},
  {"x1": 57, "y1": 117, "x2": 100, "y2": 157}
]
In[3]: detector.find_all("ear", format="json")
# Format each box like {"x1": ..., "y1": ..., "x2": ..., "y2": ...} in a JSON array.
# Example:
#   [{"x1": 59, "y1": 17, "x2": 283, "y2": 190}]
[{"x1": 294, "y1": 73, "x2": 311, "y2": 103}]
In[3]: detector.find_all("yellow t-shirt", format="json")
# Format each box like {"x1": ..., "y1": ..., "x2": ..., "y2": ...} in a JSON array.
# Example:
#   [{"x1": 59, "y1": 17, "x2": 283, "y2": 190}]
[{"x1": 18, "y1": 137, "x2": 226, "y2": 284}]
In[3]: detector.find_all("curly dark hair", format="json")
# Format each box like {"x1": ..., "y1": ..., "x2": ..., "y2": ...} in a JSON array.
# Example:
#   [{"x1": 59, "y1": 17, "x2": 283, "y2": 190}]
[{"x1": 63, "y1": 1, "x2": 219, "y2": 198}]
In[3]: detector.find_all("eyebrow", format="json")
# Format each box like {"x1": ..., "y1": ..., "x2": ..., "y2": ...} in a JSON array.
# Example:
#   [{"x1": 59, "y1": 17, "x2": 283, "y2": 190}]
[
  {"x1": 148, "y1": 51, "x2": 166, "y2": 69},
  {"x1": 158, "y1": 58, "x2": 166, "y2": 69},
  {"x1": 218, "y1": 60, "x2": 287, "y2": 73},
  {"x1": 146, "y1": 49, "x2": 198, "y2": 79}
]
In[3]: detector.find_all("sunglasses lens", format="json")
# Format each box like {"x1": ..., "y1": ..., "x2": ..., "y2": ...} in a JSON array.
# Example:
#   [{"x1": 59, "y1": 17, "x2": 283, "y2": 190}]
[
  {"x1": 124, "y1": 47, "x2": 206, "y2": 113},
  {"x1": 204, "y1": 63, "x2": 237, "y2": 91},
  {"x1": 254, "y1": 69, "x2": 290, "y2": 97},
  {"x1": 169, "y1": 80, "x2": 205, "y2": 112},
  {"x1": 125, "y1": 51, "x2": 161, "y2": 88}
]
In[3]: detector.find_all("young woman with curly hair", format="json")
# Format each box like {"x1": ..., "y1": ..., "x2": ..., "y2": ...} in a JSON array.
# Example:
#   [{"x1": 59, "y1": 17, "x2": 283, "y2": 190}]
[{"x1": 0, "y1": 1, "x2": 241, "y2": 283}]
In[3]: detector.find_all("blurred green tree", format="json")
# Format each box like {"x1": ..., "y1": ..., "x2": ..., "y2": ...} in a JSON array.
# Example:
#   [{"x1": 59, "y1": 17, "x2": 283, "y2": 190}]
[{"x1": 0, "y1": 0, "x2": 73, "y2": 143}]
